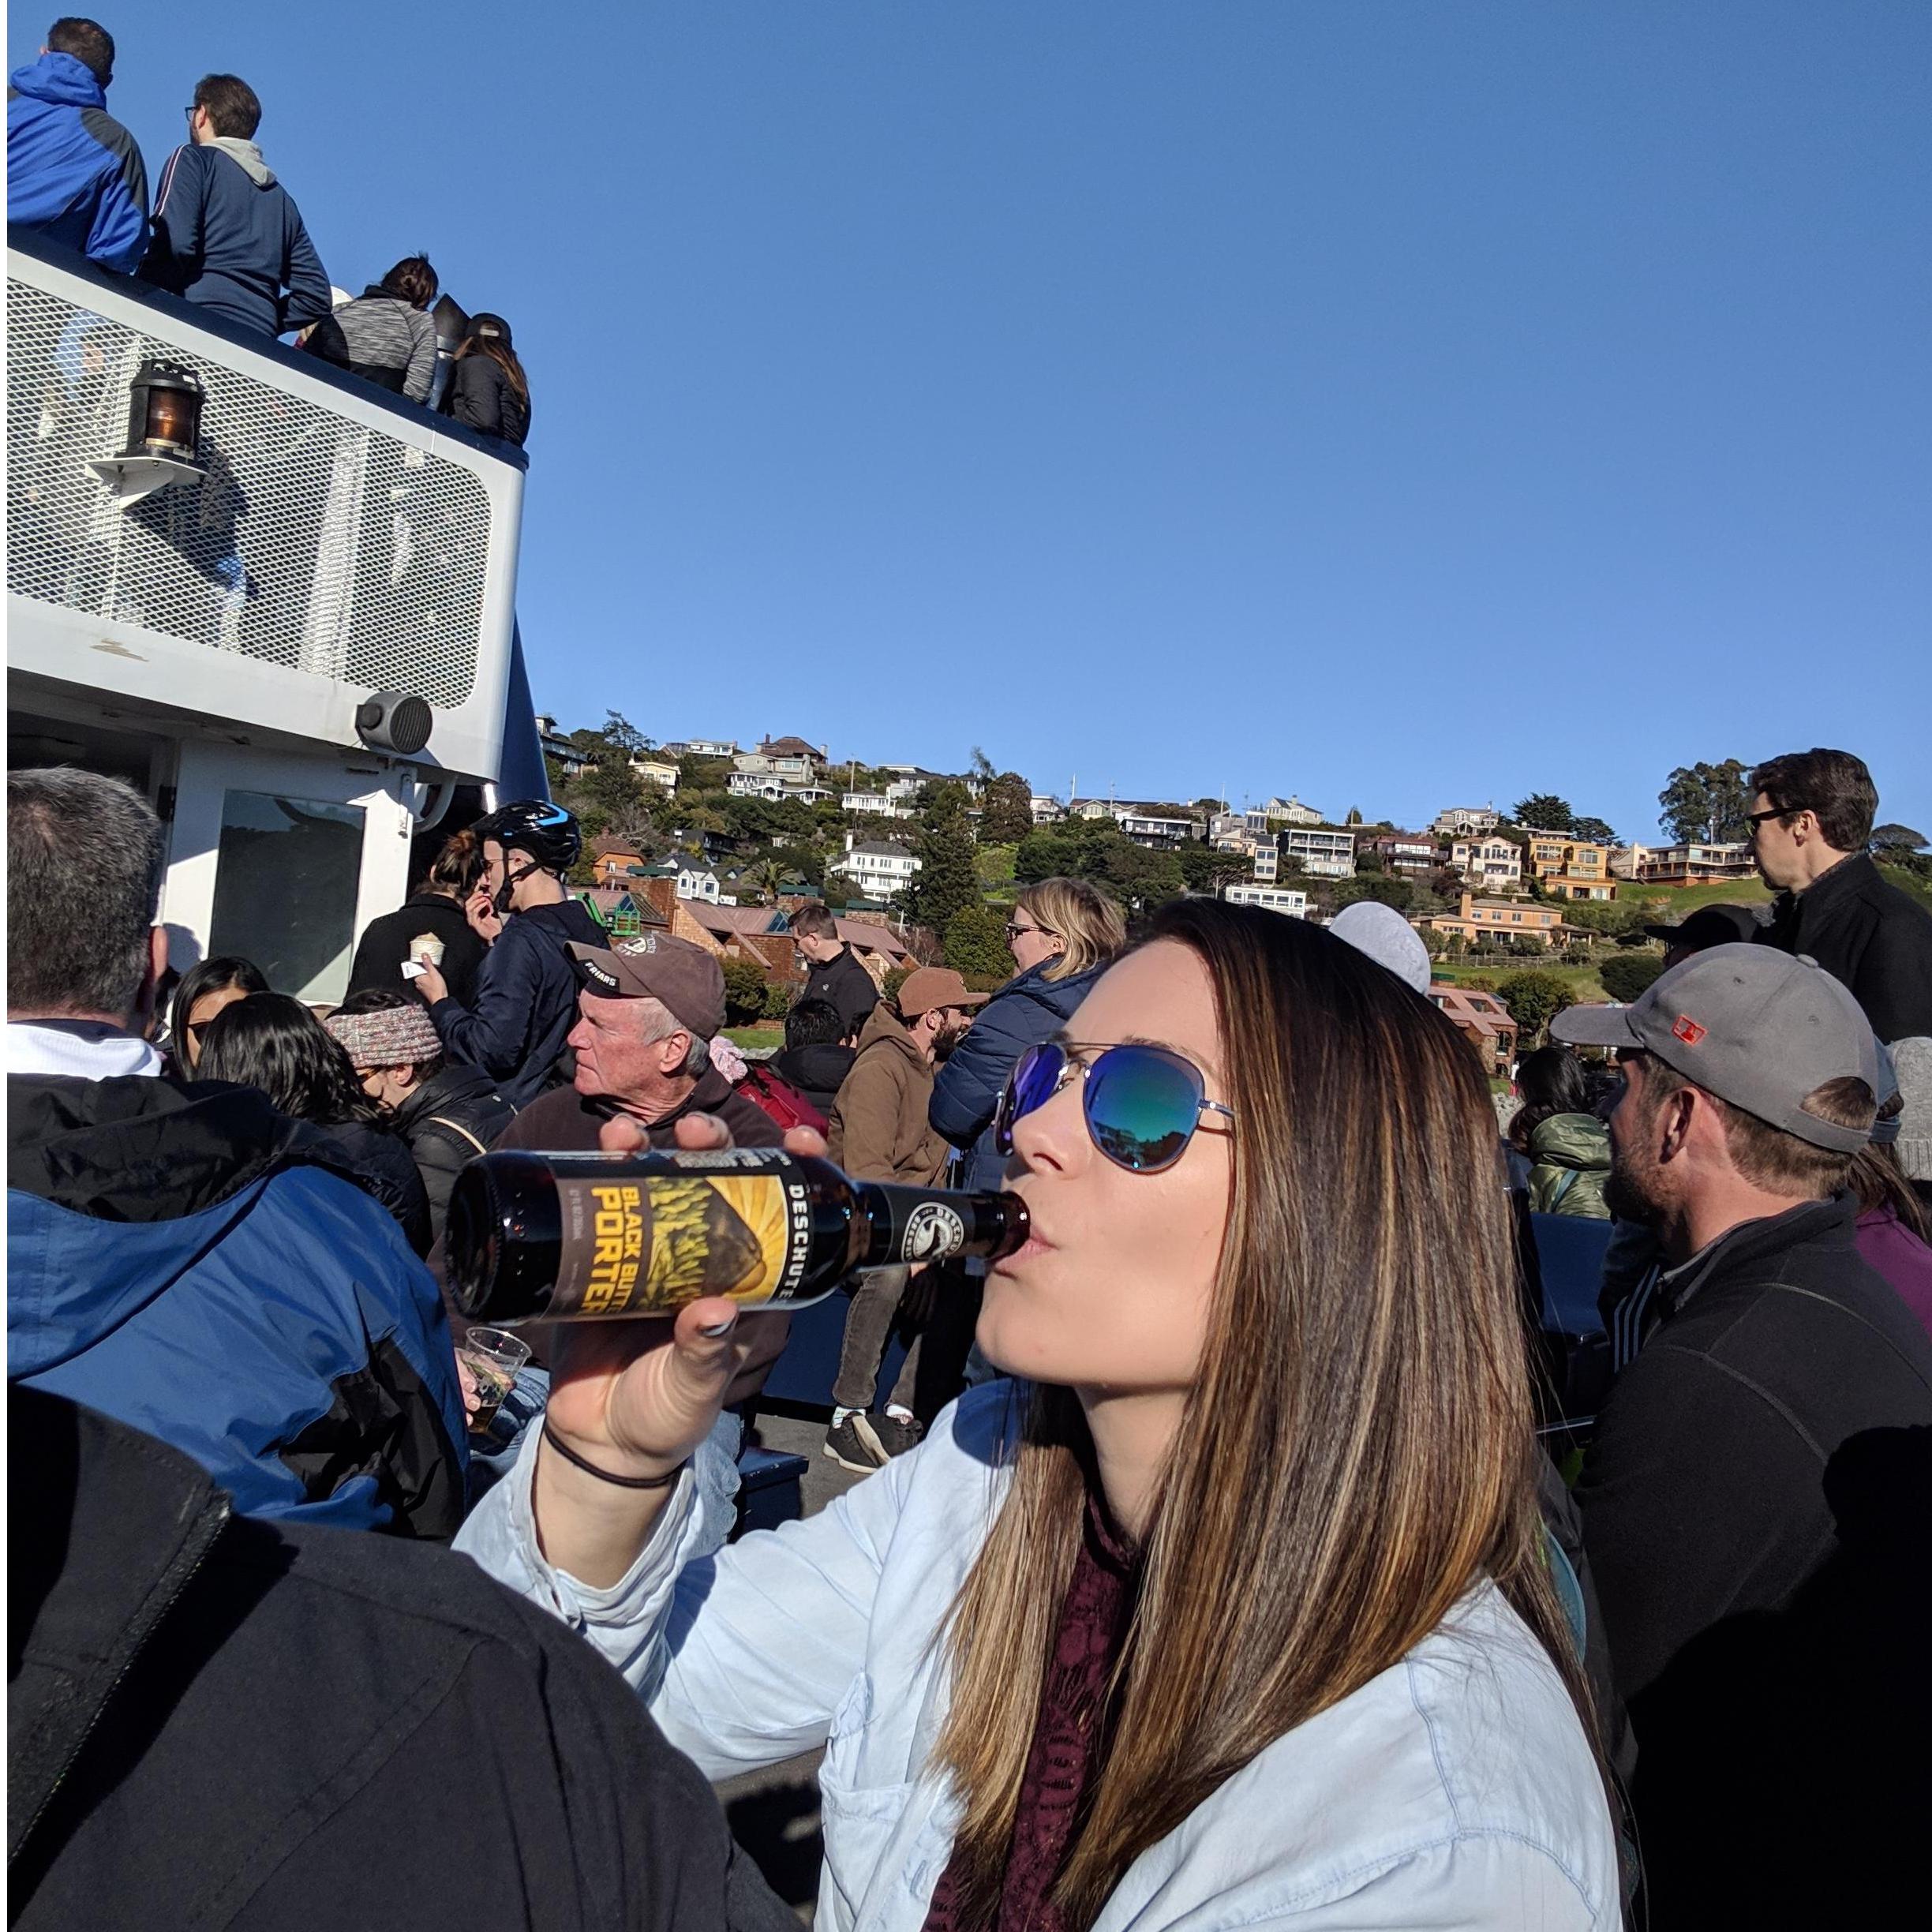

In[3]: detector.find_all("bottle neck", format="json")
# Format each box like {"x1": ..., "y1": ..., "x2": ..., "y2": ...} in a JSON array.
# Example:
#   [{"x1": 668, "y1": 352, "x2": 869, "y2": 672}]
[{"x1": 857, "y1": 1181, "x2": 1029, "y2": 1271}]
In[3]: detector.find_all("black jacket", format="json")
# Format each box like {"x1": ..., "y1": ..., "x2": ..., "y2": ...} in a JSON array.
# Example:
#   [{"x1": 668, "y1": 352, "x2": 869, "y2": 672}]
[
  {"x1": 430, "y1": 897, "x2": 608, "y2": 1110},
  {"x1": 349, "y1": 891, "x2": 488, "y2": 1007},
  {"x1": 801, "y1": 945, "x2": 880, "y2": 1040},
  {"x1": 393, "y1": 1062, "x2": 519, "y2": 1242},
  {"x1": 1756, "y1": 851, "x2": 1932, "y2": 1043},
  {"x1": 491, "y1": 1065, "x2": 784, "y2": 1159},
  {"x1": 309, "y1": 1118, "x2": 433, "y2": 1255},
  {"x1": 9, "y1": 1387, "x2": 796, "y2": 1932},
  {"x1": 1576, "y1": 1193, "x2": 1932, "y2": 1928},
  {"x1": 442, "y1": 353, "x2": 530, "y2": 446},
  {"x1": 771, "y1": 1040, "x2": 857, "y2": 1118}
]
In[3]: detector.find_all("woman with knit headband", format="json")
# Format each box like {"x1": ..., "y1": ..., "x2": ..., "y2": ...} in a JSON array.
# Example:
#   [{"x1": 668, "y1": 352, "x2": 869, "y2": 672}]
[{"x1": 325, "y1": 990, "x2": 517, "y2": 1246}]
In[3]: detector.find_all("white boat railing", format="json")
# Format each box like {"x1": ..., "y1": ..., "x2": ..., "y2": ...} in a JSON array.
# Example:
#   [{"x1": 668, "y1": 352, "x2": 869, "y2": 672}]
[{"x1": 6, "y1": 234, "x2": 524, "y2": 784}]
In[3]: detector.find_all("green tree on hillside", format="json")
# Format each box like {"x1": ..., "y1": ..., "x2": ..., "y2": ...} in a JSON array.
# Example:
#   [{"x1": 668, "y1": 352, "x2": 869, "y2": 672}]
[
  {"x1": 1571, "y1": 816, "x2": 1618, "y2": 845},
  {"x1": 1599, "y1": 953, "x2": 1668, "y2": 1004},
  {"x1": 1512, "y1": 795, "x2": 1574, "y2": 832},
  {"x1": 1332, "y1": 874, "x2": 1414, "y2": 912},
  {"x1": 1176, "y1": 844, "x2": 1252, "y2": 894},
  {"x1": 1496, "y1": 971, "x2": 1575, "y2": 1046},
  {"x1": 980, "y1": 770, "x2": 1035, "y2": 844},
  {"x1": 601, "y1": 711, "x2": 651, "y2": 754},
  {"x1": 944, "y1": 906, "x2": 1013, "y2": 981},
  {"x1": 1658, "y1": 759, "x2": 1754, "y2": 844},
  {"x1": 720, "y1": 958, "x2": 769, "y2": 1027},
  {"x1": 901, "y1": 797, "x2": 982, "y2": 935}
]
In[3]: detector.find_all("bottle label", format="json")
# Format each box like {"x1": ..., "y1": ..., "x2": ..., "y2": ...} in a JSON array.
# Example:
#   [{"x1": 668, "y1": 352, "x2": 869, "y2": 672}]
[
  {"x1": 550, "y1": 1170, "x2": 812, "y2": 1317},
  {"x1": 891, "y1": 1197, "x2": 969, "y2": 1266}
]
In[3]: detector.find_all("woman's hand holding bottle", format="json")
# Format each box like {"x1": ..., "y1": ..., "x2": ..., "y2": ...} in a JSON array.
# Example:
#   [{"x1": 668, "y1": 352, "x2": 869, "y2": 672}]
[{"x1": 532, "y1": 1110, "x2": 804, "y2": 1586}]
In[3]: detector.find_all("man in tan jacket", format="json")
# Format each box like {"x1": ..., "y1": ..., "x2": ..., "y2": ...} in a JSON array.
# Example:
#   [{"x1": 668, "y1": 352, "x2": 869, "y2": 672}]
[{"x1": 822, "y1": 968, "x2": 984, "y2": 1471}]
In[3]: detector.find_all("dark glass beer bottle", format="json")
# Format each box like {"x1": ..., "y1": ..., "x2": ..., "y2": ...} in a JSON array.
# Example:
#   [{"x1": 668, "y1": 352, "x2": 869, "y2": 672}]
[{"x1": 446, "y1": 1148, "x2": 1030, "y2": 1325}]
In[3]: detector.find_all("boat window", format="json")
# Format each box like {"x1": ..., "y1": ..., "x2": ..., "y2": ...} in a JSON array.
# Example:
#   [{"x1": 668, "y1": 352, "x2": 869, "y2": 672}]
[{"x1": 208, "y1": 791, "x2": 365, "y2": 1002}]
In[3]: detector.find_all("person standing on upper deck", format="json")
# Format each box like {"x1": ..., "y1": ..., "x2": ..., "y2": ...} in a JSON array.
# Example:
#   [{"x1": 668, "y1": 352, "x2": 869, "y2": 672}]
[
  {"x1": 140, "y1": 73, "x2": 330, "y2": 339},
  {"x1": 7, "y1": 17, "x2": 148, "y2": 272}
]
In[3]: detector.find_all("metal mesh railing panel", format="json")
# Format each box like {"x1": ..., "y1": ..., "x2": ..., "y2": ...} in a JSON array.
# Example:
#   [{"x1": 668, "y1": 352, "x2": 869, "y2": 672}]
[{"x1": 6, "y1": 276, "x2": 488, "y2": 707}]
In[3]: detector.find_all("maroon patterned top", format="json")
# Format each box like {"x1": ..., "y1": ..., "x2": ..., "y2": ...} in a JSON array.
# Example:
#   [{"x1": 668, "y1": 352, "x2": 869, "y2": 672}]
[{"x1": 920, "y1": 1498, "x2": 1141, "y2": 1932}]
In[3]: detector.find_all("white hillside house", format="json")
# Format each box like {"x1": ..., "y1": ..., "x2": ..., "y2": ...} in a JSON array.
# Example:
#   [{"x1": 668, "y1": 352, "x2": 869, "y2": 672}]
[{"x1": 831, "y1": 831, "x2": 921, "y2": 900}]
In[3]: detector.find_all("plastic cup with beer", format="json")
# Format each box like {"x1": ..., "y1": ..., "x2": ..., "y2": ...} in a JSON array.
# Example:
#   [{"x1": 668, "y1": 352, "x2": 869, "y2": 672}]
[{"x1": 455, "y1": 1325, "x2": 531, "y2": 1436}]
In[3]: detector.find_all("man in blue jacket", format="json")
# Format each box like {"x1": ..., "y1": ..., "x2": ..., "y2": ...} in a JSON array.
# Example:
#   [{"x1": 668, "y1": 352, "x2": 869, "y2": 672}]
[
  {"x1": 7, "y1": 767, "x2": 466, "y2": 1537},
  {"x1": 7, "y1": 17, "x2": 148, "y2": 271},
  {"x1": 416, "y1": 801, "x2": 610, "y2": 1110},
  {"x1": 140, "y1": 71, "x2": 331, "y2": 337}
]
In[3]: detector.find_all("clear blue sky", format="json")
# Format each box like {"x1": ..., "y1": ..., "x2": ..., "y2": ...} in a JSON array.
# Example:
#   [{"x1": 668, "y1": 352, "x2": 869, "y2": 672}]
[{"x1": 32, "y1": 2, "x2": 1930, "y2": 842}]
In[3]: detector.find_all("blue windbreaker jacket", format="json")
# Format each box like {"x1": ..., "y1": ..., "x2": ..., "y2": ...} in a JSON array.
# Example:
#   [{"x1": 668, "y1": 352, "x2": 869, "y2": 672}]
[
  {"x1": 6, "y1": 51, "x2": 148, "y2": 271},
  {"x1": 929, "y1": 960, "x2": 1106, "y2": 1189},
  {"x1": 9, "y1": 1074, "x2": 467, "y2": 1535}
]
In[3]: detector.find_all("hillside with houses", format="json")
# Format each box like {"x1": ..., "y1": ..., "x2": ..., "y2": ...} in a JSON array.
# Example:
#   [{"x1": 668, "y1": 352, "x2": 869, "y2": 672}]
[{"x1": 534, "y1": 713, "x2": 1932, "y2": 1054}]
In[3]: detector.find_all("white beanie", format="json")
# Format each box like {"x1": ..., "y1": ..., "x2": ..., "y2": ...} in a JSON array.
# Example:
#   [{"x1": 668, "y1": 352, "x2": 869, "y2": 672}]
[{"x1": 1330, "y1": 900, "x2": 1433, "y2": 996}]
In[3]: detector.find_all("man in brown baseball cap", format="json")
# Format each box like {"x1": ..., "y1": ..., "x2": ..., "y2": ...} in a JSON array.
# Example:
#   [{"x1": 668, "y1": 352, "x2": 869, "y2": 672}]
[
  {"x1": 821, "y1": 965, "x2": 987, "y2": 1472},
  {"x1": 1555, "y1": 945, "x2": 1932, "y2": 1926},
  {"x1": 485, "y1": 930, "x2": 780, "y2": 1158}
]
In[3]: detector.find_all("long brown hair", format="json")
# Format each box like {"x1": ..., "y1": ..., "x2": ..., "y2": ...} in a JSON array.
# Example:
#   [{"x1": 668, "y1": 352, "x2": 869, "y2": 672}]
[
  {"x1": 930, "y1": 898, "x2": 1600, "y2": 1926},
  {"x1": 459, "y1": 316, "x2": 529, "y2": 406}
]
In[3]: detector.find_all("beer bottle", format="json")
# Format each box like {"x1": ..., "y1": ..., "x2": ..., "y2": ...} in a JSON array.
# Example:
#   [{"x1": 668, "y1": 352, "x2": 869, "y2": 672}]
[{"x1": 446, "y1": 1147, "x2": 1030, "y2": 1325}]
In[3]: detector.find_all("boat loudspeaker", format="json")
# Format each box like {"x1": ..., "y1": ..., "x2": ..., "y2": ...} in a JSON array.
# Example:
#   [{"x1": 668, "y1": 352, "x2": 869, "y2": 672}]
[{"x1": 355, "y1": 691, "x2": 433, "y2": 757}]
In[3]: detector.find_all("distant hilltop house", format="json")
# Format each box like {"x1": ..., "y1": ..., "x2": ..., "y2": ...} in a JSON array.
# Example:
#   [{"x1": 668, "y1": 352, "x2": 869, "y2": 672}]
[
  {"x1": 1367, "y1": 832, "x2": 1440, "y2": 877},
  {"x1": 1417, "y1": 893, "x2": 1566, "y2": 949},
  {"x1": 658, "y1": 737, "x2": 739, "y2": 759},
  {"x1": 1631, "y1": 841, "x2": 1755, "y2": 887},
  {"x1": 830, "y1": 831, "x2": 922, "y2": 901},
  {"x1": 1527, "y1": 836, "x2": 1618, "y2": 902},
  {"x1": 639, "y1": 857, "x2": 722, "y2": 904},
  {"x1": 590, "y1": 836, "x2": 649, "y2": 887},
  {"x1": 1278, "y1": 826, "x2": 1357, "y2": 880},
  {"x1": 1065, "y1": 800, "x2": 1204, "y2": 848},
  {"x1": 1451, "y1": 835, "x2": 1522, "y2": 893},
  {"x1": 1029, "y1": 795, "x2": 1066, "y2": 825},
  {"x1": 534, "y1": 713, "x2": 591, "y2": 780},
  {"x1": 1428, "y1": 983, "x2": 1518, "y2": 1076},
  {"x1": 628, "y1": 754, "x2": 680, "y2": 791},
  {"x1": 1260, "y1": 796, "x2": 1324, "y2": 826},
  {"x1": 1223, "y1": 882, "x2": 1309, "y2": 918},
  {"x1": 1434, "y1": 804, "x2": 1500, "y2": 837},
  {"x1": 734, "y1": 737, "x2": 824, "y2": 788},
  {"x1": 841, "y1": 789, "x2": 915, "y2": 819}
]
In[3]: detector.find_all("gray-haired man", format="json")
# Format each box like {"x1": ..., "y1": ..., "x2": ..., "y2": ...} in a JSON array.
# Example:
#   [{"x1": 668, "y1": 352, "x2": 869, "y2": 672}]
[{"x1": 485, "y1": 932, "x2": 781, "y2": 1157}]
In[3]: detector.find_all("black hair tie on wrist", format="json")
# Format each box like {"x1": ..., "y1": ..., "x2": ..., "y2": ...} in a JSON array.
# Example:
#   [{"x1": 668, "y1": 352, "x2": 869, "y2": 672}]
[{"x1": 541, "y1": 1424, "x2": 687, "y2": 1490}]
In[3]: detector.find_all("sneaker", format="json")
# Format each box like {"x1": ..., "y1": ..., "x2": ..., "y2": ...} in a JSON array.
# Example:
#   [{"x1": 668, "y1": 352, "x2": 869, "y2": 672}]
[
  {"x1": 874, "y1": 1413, "x2": 924, "y2": 1458},
  {"x1": 823, "y1": 1411, "x2": 889, "y2": 1473}
]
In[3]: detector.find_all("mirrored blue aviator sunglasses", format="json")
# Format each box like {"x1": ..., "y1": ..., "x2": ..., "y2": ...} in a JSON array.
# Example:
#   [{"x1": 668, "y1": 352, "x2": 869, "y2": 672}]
[{"x1": 993, "y1": 1039, "x2": 1235, "y2": 1174}]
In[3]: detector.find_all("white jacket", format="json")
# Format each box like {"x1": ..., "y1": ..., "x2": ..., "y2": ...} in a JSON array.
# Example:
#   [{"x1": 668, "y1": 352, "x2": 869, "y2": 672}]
[{"x1": 456, "y1": 1383, "x2": 1619, "y2": 1930}]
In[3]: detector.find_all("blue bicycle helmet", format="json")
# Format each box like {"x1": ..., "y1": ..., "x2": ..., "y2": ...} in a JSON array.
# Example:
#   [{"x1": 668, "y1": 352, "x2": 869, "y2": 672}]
[{"x1": 472, "y1": 799, "x2": 581, "y2": 873}]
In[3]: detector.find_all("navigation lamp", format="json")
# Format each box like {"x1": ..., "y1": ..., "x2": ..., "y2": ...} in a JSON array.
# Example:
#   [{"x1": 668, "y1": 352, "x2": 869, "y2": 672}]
[
  {"x1": 356, "y1": 691, "x2": 434, "y2": 757},
  {"x1": 87, "y1": 358, "x2": 208, "y2": 504},
  {"x1": 126, "y1": 360, "x2": 204, "y2": 458}
]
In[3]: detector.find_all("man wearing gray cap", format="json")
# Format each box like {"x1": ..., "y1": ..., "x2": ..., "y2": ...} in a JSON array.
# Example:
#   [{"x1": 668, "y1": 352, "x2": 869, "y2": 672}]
[
  {"x1": 485, "y1": 932, "x2": 781, "y2": 1159},
  {"x1": 1554, "y1": 946, "x2": 1932, "y2": 1929}
]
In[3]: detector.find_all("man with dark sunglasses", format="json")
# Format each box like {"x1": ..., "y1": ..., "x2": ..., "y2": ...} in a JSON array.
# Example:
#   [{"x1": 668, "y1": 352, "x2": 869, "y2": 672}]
[
  {"x1": 1746, "y1": 747, "x2": 1932, "y2": 1045},
  {"x1": 822, "y1": 968, "x2": 986, "y2": 1470}
]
